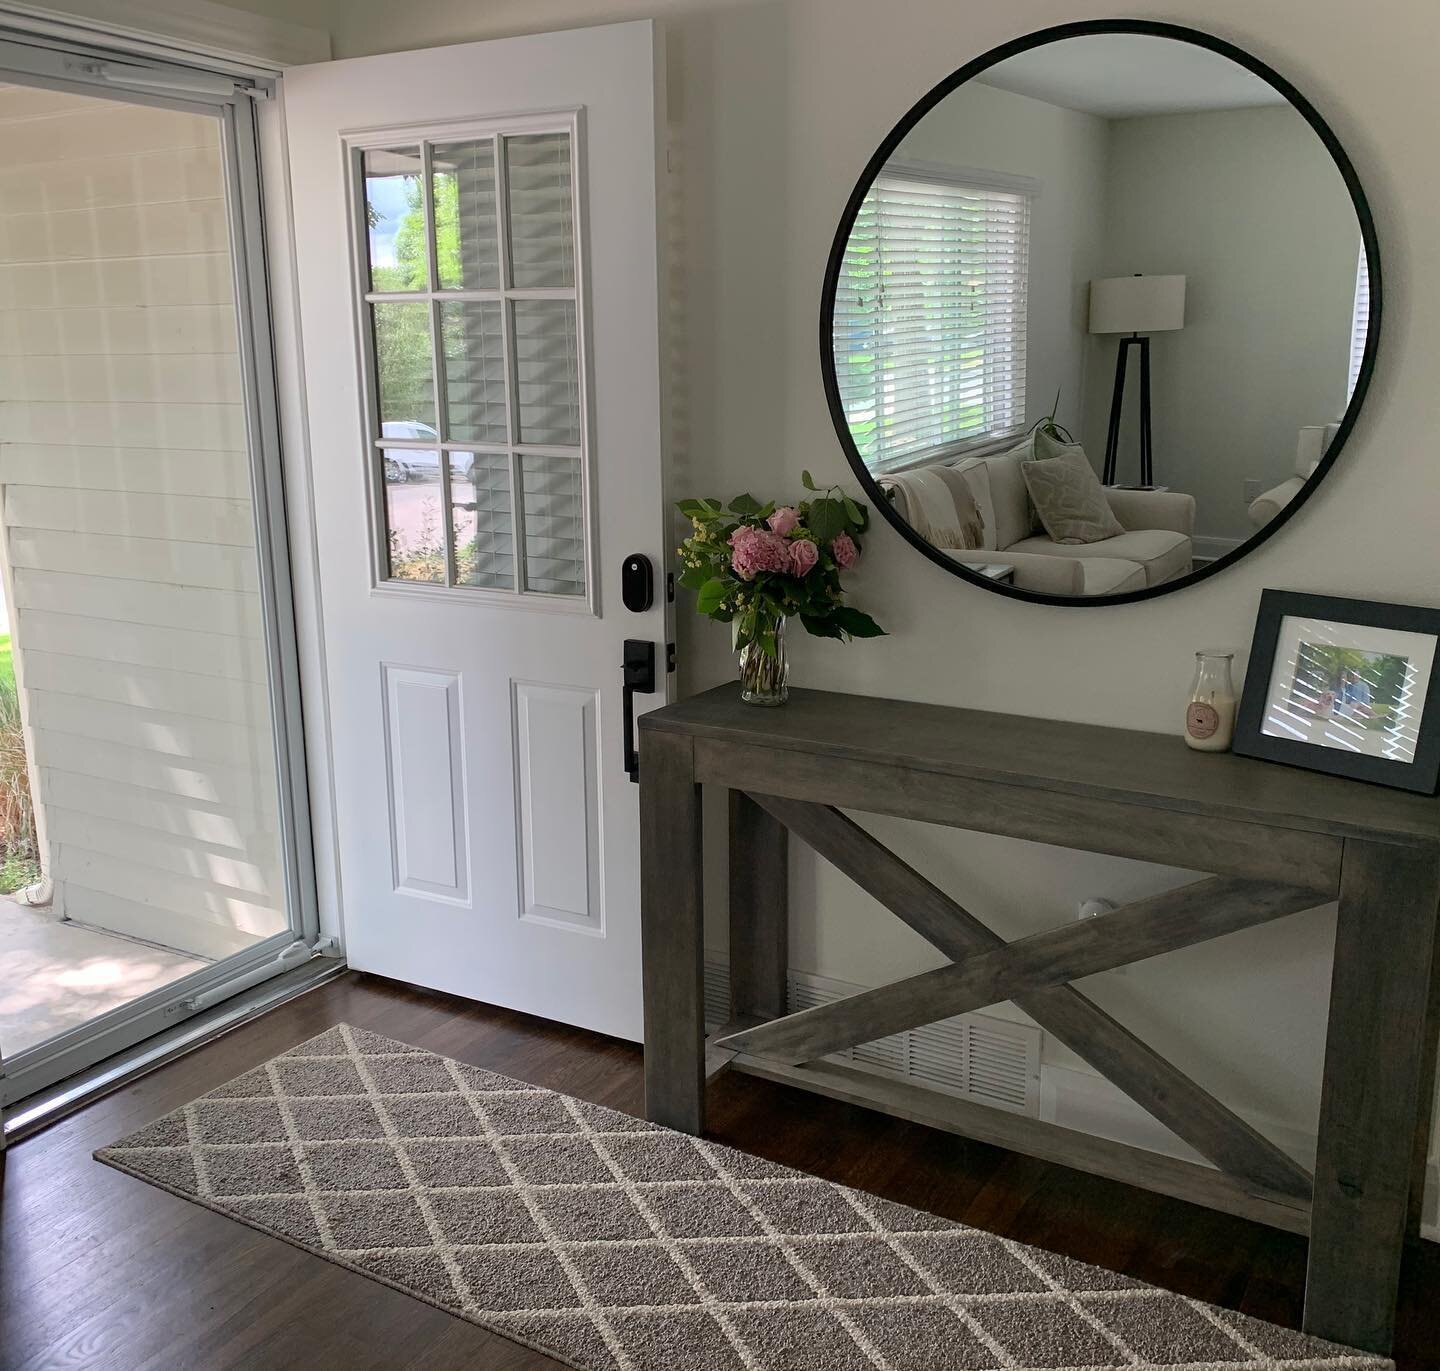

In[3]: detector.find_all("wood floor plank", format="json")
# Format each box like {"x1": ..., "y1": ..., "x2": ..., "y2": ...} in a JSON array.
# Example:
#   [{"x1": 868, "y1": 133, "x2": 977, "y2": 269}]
[{"x1": 2, "y1": 970, "x2": 1436, "y2": 1370}]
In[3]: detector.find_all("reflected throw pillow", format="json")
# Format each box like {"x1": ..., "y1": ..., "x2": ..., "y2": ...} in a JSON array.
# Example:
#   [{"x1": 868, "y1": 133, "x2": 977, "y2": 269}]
[{"x1": 1021, "y1": 442, "x2": 1124, "y2": 545}]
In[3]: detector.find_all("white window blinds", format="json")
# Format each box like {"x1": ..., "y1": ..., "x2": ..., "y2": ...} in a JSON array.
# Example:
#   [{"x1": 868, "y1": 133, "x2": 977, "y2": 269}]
[
  {"x1": 833, "y1": 166, "x2": 1032, "y2": 471},
  {"x1": 1346, "y1": 245, "x2": 1370, "y2": 403}
]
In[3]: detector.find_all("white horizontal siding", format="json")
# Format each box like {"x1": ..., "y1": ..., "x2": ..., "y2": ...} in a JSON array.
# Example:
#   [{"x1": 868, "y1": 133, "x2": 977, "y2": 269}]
[
  {"x1": 0, "y1": 196, "x2": 229, "y2": 263},
  {"x1": 0, "y1": 445, "x2": 252, "y2": 499},
  {"x1": 5, "y1": 487, "x2": 255, "y2": 545},
  {"x1": 13, "y1": 569, "x2": 261, "y2": 636},
  {"x1": 45, "y1": 807, "x2": 279, "y2": 897},
  {"x1": 59, "y1": 883, "x2": 269, "y2": 961},
  {"x1": 40, "y1": 769, "x2": 276, "y2": 846},
  {"x1": 7, "y1": 530, "x2": 262, "y2": 593},
  {"x1": 23, "y1": 650, "x2": 270, "y2": 725},
  {"x1": 0, "y1": 401, "x2": 246, "y2": 450},
  {"x1": 54, "y1": 845, "x2": 282, "y2": 936},
  {"x1": 0, "y1": 354, "x2": 244, "y2": 406},
  {"x1": 0, "y1": 85, "x2": 287, "y2": 960},
  {"x1": 0, "y1": 254, "x2": 234, "y2": 310},
  {"x1": 0, "y1": 145, "x2": 224, "y2": 215},
  {"x1": 17, "y1": 611, "x2": 268, "y2": 682},
  {"x1": 27, "y1": 692, "x2": 274, "y2": 770},
  {"x1": 32, "y1": 729, "x2": 275, "y2": 810},
  {"x1": 0, "y1": 304, "x2": 239, "y2": 357},
  {"x1": 0, "y1": 103, "x2": 216, "y2": 167}
]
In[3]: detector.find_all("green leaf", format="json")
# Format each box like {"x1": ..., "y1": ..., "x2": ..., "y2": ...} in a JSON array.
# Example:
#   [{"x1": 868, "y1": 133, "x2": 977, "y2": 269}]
[
  {"x1": 676, "y1": 498, "x2": 710, "y2": 519},
  {"x1": 696, "y1": 578, "x2": 730, "y2": 615},
  {"x1": 808, "y1": 498, "x2": 847, "y2": 543},
  {"x1": 799, "y1": 613, "x2": 845, "y2": 640},
  {"x1": 677, "y1": 565, "x2": 710, "y2": 590},
  {"x1": 842, "y1": 496, "x2": 865, "y2": 529},
  {"x1": 800, "y1": 469, "x2": 818, "y2": 491},
  {"x1": 832, "y1": 606, "x2": 886, "y2": 638},
  {"x1": 728, "y1": 492, "x2": 762, "y2": 516}
]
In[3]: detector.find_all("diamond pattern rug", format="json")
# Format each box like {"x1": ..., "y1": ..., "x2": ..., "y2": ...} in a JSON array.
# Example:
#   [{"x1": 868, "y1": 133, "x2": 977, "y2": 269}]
[{"x1": 97, "y1": 1025, "x2": 1388, "y2": 1371}]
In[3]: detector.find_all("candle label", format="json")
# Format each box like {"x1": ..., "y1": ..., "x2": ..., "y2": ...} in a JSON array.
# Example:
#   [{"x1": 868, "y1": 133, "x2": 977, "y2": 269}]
[{"x1": 1186, "y1": 701, "x2": 1221, "y2": 740}]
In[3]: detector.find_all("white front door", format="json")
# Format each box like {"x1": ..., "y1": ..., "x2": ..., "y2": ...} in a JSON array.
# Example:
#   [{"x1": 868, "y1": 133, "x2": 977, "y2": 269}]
[{"x1": 284, "y1": 22, "x2": 669, "y2": 1040}]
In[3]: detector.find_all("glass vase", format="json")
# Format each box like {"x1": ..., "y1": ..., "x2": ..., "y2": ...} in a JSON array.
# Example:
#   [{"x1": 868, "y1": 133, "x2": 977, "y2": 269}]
[
  {"x1": 737, "y1": 614, "x2": 789, "y2": 706},
  {"x1": 1184, "y1": 651, "x2": 1237, "y2": 752}
]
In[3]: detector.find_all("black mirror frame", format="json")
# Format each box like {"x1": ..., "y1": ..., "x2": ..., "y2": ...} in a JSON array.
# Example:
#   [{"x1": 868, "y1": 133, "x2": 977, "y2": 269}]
[{"x1": 819, "y1": 18, "x2": 1383, "y2": 607}]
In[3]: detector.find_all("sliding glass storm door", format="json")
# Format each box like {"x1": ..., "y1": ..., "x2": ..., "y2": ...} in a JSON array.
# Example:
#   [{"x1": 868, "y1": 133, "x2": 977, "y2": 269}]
[{"x1": 0, "y1": 35, "x2": 316, "y2": 1109}]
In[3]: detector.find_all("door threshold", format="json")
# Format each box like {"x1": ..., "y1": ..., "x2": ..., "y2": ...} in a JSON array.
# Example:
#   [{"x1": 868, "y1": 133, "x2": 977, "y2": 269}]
[{"x1": 3, "y1": 958, "x2": 347, "y2": 1144}]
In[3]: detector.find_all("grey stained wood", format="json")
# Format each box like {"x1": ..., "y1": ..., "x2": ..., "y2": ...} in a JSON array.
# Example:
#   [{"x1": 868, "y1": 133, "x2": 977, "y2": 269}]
[
  {"x1": 642, "y1": 684, "x2": 1440, "y2": 850},
  {"x1": 698, "y1": 738, "x2": 1343, "y2": 891},
  {"x1": 728, "y1": 1053, "x2": 1314, "y2": 1237},
  {"x1": 728, "y1": 790, "x2": 789, "y2": 1020},
  {"x1": 1304, "y1": 840, "x2": 1440, "y2": 1354},
  {"x1": 747, "y1": 796, "x2": 1314, "y2": 1199},
  {"x1": 718, "y1": 876, "x2": 1323, "y2": 1066},
  {"x1": 638, "y1": 728, "x2": 706, "y2": 1134},
  {"x1": 637, "y1": 686, "x2": 1440, "y2": 1355}
]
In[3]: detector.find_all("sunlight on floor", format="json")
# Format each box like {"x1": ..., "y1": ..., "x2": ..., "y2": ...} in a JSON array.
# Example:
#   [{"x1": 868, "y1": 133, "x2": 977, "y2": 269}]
[{"x1": 0, "y1": 903, "x2": 207, "y2": 1057}]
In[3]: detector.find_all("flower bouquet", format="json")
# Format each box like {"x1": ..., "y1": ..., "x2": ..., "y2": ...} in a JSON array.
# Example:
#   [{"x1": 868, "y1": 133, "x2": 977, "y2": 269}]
[{"x1": 676, "y1": 472, "x2": 885, "y2": 705}]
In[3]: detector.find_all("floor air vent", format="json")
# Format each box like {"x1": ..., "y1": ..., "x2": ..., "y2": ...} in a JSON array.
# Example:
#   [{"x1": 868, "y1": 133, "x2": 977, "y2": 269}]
[{"x1": 705, "y1": 960, "x2": 1041, "y2": 1116}]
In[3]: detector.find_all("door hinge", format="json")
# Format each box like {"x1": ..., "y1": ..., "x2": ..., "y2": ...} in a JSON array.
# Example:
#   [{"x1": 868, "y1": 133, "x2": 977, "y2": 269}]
[{"x1": 666, "y1": 642, "x2": 677, "y2": 673}]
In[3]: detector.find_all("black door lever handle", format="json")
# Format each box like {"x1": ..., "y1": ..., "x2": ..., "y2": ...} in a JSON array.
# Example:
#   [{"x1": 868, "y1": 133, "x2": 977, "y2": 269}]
[{"x1": 622, "y1": 640, "x2": 657, "y2": 783}]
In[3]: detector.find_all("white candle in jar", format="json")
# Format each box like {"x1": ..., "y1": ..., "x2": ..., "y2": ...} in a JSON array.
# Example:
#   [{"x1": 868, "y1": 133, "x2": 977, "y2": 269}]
[{"x1": 1185, "y1": 651, "x2": 1237, "y2": 752}]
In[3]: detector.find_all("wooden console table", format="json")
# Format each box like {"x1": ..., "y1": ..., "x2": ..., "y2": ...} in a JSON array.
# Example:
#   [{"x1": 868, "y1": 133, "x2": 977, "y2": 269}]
[{"x1": 638, "y1": 685, "x2": 1440, "y2": 1356}]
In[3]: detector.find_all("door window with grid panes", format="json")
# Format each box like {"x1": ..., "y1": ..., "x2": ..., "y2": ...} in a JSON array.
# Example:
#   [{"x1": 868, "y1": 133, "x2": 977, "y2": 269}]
[{"x1": 356, "y1": 118, "x2": 589, "y2": 599}]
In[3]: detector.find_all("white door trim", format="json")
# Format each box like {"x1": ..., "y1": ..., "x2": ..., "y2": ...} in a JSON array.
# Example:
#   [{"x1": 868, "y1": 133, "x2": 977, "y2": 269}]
[{"x1": 0, "y1": 0, "x2": 329, "y2": 72}]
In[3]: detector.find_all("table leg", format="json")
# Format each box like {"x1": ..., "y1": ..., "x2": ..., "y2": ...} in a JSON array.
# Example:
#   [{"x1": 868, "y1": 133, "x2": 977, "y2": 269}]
[
  {"x1": 640, "y1": 728, "x2": 705, "y2": 1134},
  {"x1": 729, "y1": 790, "x2": 789, "y2": 1022},
  {"x1": 1304, "y1": 839, "x2": 1440, "y2": 1354}
]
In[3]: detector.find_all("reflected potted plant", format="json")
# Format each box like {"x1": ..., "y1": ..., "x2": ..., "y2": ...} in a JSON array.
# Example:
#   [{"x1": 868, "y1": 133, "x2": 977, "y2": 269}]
[{"x1": 676, "y1": 472, "x2": 885, "y2": 706}]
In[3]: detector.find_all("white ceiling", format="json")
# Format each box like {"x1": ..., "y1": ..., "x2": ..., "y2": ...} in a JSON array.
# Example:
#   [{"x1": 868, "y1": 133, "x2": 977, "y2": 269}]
[{"x1": 976, "y1": 35, "x2": 1287, "y2": 119}]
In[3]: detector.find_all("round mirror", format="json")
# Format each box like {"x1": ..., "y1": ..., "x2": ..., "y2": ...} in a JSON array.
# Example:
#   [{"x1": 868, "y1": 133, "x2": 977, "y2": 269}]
[{"x1": 822, "y1": 21, "x2": 1379, "y2": 603}]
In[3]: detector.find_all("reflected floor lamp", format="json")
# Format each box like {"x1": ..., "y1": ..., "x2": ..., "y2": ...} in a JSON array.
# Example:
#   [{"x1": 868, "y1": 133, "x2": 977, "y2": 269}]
[{"x1": 1089, "y1": 274, "x2": 1186, "y2": 487}]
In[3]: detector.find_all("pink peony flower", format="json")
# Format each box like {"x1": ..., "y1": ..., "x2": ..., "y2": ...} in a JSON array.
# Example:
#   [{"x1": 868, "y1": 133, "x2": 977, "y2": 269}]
[
  {"x1": 788, "y1": 538, "x2": 819, "y2": 577},
  {"x1": 729, "y1": 524, "x2": 792, "y2": 580},
  {"x1": 768, "y1": 506, "x2": 800, "y2": 537},
  {"x1": 831, "y1": 531, "x2": 859, "y2": 569}
]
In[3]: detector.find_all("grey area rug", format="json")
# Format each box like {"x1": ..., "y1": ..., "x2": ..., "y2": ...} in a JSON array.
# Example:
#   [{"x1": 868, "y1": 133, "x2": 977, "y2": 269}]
[{"x1": 97, "y1": 1025, "x2": 1388, "y2": 1371}]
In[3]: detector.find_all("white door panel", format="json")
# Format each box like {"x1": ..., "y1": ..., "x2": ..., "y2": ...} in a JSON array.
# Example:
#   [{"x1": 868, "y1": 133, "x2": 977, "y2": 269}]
[{"x1": 284, "y1": 21, "x2": 668, "y2": 1039}]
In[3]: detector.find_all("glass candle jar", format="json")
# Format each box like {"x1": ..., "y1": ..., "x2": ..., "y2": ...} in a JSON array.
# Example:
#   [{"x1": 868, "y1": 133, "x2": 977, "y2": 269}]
[{"x1": 1185, "y1": 651, "x2": 1237, "y2": 752}]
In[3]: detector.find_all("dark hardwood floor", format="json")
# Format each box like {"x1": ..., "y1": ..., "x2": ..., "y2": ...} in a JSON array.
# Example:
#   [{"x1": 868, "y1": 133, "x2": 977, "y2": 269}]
[{"x1": 3, "y1": 971, "x2": 1437, "y2": 1370}]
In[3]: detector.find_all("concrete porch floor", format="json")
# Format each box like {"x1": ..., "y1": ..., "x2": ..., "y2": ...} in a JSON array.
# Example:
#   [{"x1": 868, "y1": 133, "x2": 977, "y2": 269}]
[{"x1": 0, "y1": 903, "x2": 207, "y2": 1058}]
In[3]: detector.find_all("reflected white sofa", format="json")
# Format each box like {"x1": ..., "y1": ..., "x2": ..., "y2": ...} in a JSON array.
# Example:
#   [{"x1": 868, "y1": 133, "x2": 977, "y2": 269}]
[
  {"x1": 1248, "y1": 424, "x2": 1338, "y2": 528},
  {"x1": 881, "y1": 446, "x2": 1195, "y2": 596}
]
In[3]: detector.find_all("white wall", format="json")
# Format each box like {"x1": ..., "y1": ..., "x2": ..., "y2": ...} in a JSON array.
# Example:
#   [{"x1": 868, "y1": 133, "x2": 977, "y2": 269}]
[
  {"x1": 896, "y1": 81, "x2": 1108, "y2": 437},
  {"x1": 256, "y1": 0, "x2": 1439, "y2": 1227},
  {"x1": 0, "y1": 84, "x2": 290, "y2": 961},
  {"x1": 1081, "y1": 104, "x2": 1359, "y2": 542}
]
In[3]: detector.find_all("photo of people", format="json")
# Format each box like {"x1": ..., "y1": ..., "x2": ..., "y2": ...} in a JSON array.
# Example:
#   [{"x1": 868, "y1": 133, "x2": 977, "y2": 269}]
[{"x1": 1288, "y1": 643, "x2": 1408, "y2": 731}]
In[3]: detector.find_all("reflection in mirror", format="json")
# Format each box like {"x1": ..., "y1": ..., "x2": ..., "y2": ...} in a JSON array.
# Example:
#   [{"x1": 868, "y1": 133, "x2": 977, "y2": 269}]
[{"x1": 829, "y1": 32, "x2": 1373, "y2": 599}]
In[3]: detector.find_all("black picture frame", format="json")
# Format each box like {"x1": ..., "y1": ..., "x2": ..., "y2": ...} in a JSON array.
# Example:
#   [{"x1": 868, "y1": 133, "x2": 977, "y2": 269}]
[
  {"x1": 818, "y1": 19, "x2": 1383, "y2": 607},
  {"x1": 1233, "y1": 590, "x2": 1440, "y2": 794}
]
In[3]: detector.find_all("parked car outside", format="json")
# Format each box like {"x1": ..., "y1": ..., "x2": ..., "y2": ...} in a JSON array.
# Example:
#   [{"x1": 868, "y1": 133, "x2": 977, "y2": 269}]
[{"x1": 380, "y1": 421, "x2": 473, "y2": 482}]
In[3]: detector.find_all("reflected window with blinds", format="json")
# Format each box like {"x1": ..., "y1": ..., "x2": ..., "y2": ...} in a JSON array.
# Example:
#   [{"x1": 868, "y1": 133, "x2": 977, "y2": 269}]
[
  {"x1": 1346, "y1": 246, "x2": 1370, "y2": 403},
  {"x1": 354, "y1": 119, "x2": 590, "y2": 600},
  {"x1": 833, "y1": 164, "x2": 1032, "y2": 471}
]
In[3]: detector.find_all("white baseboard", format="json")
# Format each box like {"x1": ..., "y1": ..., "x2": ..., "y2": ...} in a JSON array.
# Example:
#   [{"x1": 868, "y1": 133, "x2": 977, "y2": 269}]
[{"x1": 1192, "y1": 534, "x2": 1246, "y2": 562}]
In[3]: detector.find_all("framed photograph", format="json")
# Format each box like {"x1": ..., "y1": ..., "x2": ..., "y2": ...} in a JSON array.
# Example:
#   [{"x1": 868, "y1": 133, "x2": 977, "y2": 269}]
[{"x1": 1234, "y1": 590, "x2": 1440, "y2": 793}]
